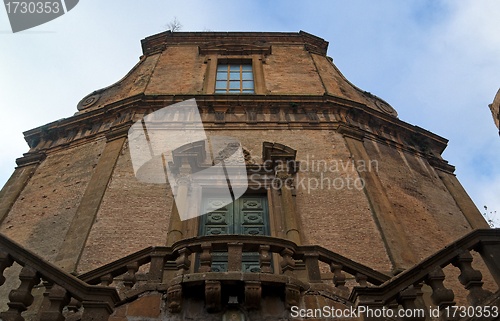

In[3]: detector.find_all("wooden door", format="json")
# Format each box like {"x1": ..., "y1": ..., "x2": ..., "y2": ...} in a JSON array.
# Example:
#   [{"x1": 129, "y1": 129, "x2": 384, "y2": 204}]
[{"x1": 199, "y1": 195, "x2": 269, "y2": 272}]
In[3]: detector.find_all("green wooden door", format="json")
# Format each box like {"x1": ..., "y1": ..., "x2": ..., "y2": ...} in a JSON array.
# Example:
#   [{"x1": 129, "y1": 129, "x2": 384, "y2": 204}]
[{"x1": 199, "y1": 195, "x2": 269, "y2": 272}]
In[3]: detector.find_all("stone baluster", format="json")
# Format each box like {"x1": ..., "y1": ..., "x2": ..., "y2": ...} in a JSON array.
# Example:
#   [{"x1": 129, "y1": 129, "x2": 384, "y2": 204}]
[
  {"x1": 0, "y1": 250, "x2": 13, "y2": 286},
  {"x1": 123, "y1": 262, "x2": 139, "y2": 289},
  {"x1": 330, "y1": 263, "x2": 348, "y2": 291},
  {"x1": 39, "y1": 284, "x2": 70, "y2": 321},
  {"x1": 0, "y1": 266, "x2": 41, "y2": 321},
  {"x1": 100, "y1": 273, "x2": 113, "y2": 286},
  {"x1": 198, "y1": 242, "x2": 212, "y2": 273},
  {"x1": 426, "y1": 267, "x2": 456, "y2": 320},
  {"x1": 148, "y1": 252, "x2": 166, "y2": 283},
  {"x1": 304, "y1": 251, "x2": 322, "y2": 283},
  {"x1": 280, "y1": 248, "x2": 295, "y2": 276},
  {"x1": 413, "y1": 283, "x2": 427, "y2": 319},
  {"x1": 166, "y1": 166, "x2": 191, "y2": 246},
  {"x1": 355, "y1": 273, "x2": 368, "y2": 287},
  {"x1": 67, "y1": 298, "x2": 82, "y2": 313},
  {"x1": 259, "y1": 245, "x2": 272, "y2": 273},
  {"x1": 397, "y1": 285, "x2": 426, "y2": 321},
  {"x1": 175, "y1": 248, "x2": 191, "y2": 276},
  {"x1": 81, "y1": 301, "x2": 114, "y2": 321},
  {"x1": 227, "y1": 243, "x2": 243, "y2": 272},
  {"x1": 452, "y1": 250, "x2": 492, "y2": 305}
]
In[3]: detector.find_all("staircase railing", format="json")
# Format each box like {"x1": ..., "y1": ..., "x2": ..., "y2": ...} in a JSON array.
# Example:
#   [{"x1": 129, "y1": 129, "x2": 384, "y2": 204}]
[
  {"x1": 1, "y1": 230, "x2": 499, "y2": 320},
  {"x1": 0, "y1": 233, "x2": 391, "y2": 318},
  {"x1": 350, "y1": 229, "x2": 500, "y2": 320},
  {"x1": 0, "y1": 233, "x2": 120, "y2": 321}
]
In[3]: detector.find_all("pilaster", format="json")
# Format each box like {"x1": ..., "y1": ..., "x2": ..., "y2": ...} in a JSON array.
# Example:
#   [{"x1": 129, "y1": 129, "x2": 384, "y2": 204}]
[
  {"x1": 0, "y1": 152, "x2": 45, "y2": 225},
  {"x1": 339, "y1": 125, "x2": 416, "y2": 273},
  {"x1": 432, "y1": 165, "x2": 489, "y2": 229},
  {"x1": 55, "y1": 128, "x2": 127, "y2": 273}
]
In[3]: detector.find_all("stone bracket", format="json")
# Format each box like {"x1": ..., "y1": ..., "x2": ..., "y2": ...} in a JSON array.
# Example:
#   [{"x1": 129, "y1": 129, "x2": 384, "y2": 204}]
[
  {"x1": 205, "y1": 280, "x2": 222, "y2": 312},
  {"x1": 244, "y1": 281, "x2": 262, "y2": 310},
  {"x1": 166, "y1": 284, "x2": 182, "y2": 313},
  {"x1": 284, "y1": 283, "x2": 300, "y2": 309}
]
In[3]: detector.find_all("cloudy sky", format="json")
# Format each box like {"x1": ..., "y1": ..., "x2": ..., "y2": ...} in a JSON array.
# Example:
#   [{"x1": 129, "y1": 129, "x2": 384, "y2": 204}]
[{"x1": 1, "y1": 0, "x2": 499, "y2": 225}]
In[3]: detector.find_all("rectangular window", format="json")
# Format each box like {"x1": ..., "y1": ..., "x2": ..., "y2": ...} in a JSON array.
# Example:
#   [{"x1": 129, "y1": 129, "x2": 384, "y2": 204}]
[{"x1": 215, "y1": 63, "x2": 255, "y2": 94}]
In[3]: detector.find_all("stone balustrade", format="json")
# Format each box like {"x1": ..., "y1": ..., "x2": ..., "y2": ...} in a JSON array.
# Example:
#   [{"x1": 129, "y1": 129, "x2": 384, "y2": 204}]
[
  {"x1": 77, "y1": 234, "x2": 390, "y2": 313},
  {"x1": 1, "y1": 230, "x2": 499, "y2": 320},
  {"x1": 350, "y1": 229, "x2": 500, "y2": 321},
  {"x1": 0, "y1": 234, "x2": 120, "y2": 321}
]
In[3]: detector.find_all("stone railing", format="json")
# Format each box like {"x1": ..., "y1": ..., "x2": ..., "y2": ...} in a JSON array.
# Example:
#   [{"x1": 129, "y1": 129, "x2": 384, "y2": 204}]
[
  {"x1": 1, "y1": 230, "x2": 499, "y2": 320},
  {"x1": 0, "y1": 233, "x2": 120, "y2": 321},
  {"x1": 77, "y1": 234, "x2": 390, "y2": 312},
  {"x1": 351, "y1": 229, "x2": 500, "y2": 321}
]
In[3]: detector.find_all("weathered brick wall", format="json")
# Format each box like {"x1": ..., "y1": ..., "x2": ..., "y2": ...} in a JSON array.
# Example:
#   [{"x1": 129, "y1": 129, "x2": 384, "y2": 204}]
[
  {"x1": 263, "y1": 45, "x2": 325, "y2": 95},
  {"x1": 0, "y1": 31, "x2": 495, "y2": 320},
  {"x1": 61, "y1": 127, "x2": 483, "y2": 275},
  {"x1": 77, "y1": 140, "x2": 172, "y2": 273},
  {"x1": 364, "y1": 139, "x2": 473, "y2": 260},
  {"x1": 0, "y1": 40, "x2": 485, "y2": 276},
  {"x1": 0, "y1": 139, "x2": 106, "y2": 261},
  {"x1": 204, "y1": 129, "x2": 392, "y2": 273},
  {"x1": 80, "y1": 54, "x2": 161, "y2": 114},
  {"x1": 145, "y1": 45, "x2": 207, "y2": 95}
]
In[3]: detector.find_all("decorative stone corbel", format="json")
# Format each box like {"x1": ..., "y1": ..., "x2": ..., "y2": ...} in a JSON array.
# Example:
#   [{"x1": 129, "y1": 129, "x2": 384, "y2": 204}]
[
  {"x1": 244, "y1": 281, "x2": 262, "y2": 309},
  {"x1": 245, "y1": 107, "x2": 258, "y2": 124},
  {"x1": 209, "y1": 107, "x2": 228, "y2": 124},
  {"x1": 205, "y1": 280, "x2": 222, "y2": 312},
  {"x1": 166, "y1": 284, "x2": 183, "y2": 313},
  {"x1": 284, "y1": 283, "x2": 300, "y2": 309}
]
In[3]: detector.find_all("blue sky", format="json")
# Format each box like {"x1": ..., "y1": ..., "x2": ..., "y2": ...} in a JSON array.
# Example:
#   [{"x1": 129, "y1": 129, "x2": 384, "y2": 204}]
[{"x1": 1, "y1": 0, "x2": 499, "y2": 225}]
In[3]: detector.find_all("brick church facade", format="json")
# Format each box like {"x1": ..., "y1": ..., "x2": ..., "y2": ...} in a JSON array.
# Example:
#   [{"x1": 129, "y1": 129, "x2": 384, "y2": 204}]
[{"x1": 0, "y1": 31, "x2": 498, "y2": 320}]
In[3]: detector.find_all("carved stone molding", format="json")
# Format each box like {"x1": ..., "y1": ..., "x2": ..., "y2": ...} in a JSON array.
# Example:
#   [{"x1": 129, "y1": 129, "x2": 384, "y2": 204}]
[
  {"x1": 22, "y1": 95, "x2": 449, "y2": 162},
  {"x1": 205, "y1": 280, "x2": 222, "y2": 312},
  {"x1": 245, "y1": 107, "x2": 258, "y2": 124},
  {"x1": 15, "y1": 152, "x2": 46, "y2": 168},
  {"x1": 428, "y1": 156, "x2": 456, "y2": 174},
  {"x1": 105, "y1": 124, "x2": 132, "y2": 142},
  {"x1": 337, "y1": 124, "x2": 365, "y2": 141},
  {"x1": 77, "y1": 90, "x2": 103, "y2": 111},
  {"x1": 244, "y1": 281, "x2": 262, "y2": 310},
  {"x1": 304, "y1": 108, "x2": 319, "y2": 124},
  {"x1": 284, "y1": 284, "x2": 300, "y2": 309},
  {"x1": 169, "y1": 141, "x2": 207, "y2": 173},
  {"x1": 262, "y1": 142, "x2": 298, "y2": 174},
  {"x1": 208, "y1": 107, "x2": 228, "y2": 124},
  {"x1": 199, "y1": 43, "x2": 272, "y2": 56},
  {"x1": 166, "y1": 284, "x2": 182, "y2": 313}
]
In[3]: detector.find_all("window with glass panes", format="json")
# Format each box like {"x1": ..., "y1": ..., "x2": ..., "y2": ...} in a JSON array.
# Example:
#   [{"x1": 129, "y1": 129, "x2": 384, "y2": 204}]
[{"x1": 215, "y1": 64, "x2": 254, "y2": 94}]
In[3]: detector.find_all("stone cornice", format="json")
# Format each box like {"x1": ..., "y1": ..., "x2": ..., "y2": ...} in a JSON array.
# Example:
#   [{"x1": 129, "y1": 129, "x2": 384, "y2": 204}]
[
  {"x1": 198, "y1": 43, "x2": 272, "y2": 56},
  {"x1": 427, "y1": 156, "x2": 456, "y2": 174},
  {"x1": 141, "y1": 30, "x2": 328, "y2": 57},
  {"x1": 15, "y1": 151, "x2": 46, "y2": 168},
  {"x1": 22, "y1": 94, "x2": 450, "y2": 168}
]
